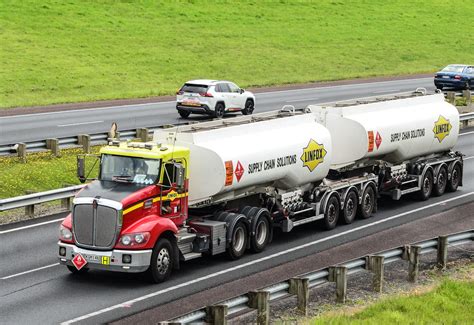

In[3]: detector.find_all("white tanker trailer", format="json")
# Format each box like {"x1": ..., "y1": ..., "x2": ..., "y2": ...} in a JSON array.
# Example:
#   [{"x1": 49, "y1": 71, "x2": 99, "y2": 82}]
[{"x1": 62, "y1": 91, "x2": 463, "y2": 282}]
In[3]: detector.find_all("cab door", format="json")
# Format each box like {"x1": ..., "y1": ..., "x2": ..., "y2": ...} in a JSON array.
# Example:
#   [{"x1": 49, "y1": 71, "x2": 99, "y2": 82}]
[{"x1": 160, "y1": 161, "x2": 187, "y2": 227}]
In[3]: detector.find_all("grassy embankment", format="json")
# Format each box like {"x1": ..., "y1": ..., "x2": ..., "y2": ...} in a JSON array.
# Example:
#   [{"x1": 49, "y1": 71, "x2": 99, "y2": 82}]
[
  {"x1": 302, "y1": 265, "x2": 474, "y2": 325},
  {"x1": 1, "y1": 0, "x2": 474, "y2": 108}
]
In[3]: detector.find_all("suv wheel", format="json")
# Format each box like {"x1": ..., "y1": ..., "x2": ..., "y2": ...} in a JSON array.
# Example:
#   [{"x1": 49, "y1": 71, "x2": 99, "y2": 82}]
[
  {"x1": 214, "y1": 102, "x2": 225, "y2": 119},
  {"x1": 178, "y1": 110, "x2": 190, "y2": 118},
  {"x1": 242, "y1": 99, "x2": 254, "y2": 115}
]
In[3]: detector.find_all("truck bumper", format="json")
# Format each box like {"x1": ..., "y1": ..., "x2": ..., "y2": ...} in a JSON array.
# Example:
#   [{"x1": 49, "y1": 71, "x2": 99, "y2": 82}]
[{"x1": 58, "y1": 242, "x2": 152, "y2": 273}]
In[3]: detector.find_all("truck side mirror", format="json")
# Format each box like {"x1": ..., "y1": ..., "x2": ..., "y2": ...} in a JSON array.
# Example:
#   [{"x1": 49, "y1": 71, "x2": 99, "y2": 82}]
[
  {"x1": 77, "y1": 156, "x2": 86, "y2": 183},
  {"x1": 175, "y1": 163, "x2": 185, "y2": 190}
]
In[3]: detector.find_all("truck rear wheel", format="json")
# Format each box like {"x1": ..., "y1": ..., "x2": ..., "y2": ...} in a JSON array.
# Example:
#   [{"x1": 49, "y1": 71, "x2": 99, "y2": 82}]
[
  {"x1": 433, "y1": 166, "x2": 447, "y2": 197},
  {"x1": 358, "y1": 185, "x2": 375, "y2": 219},
  {"x1": 250, "y1": 216, "x2": 270, "y2": 253},
  {"x1": 227, "y1": 221, "x2": 248, "y2": 260},
  {"x1": 148, "y1": 238, "x2": 173, "y2": 283},
  {"x1": 341, "y1": 190, "x2": 358, "y2": 224},
  {"x1": 447, "y1": 164, "x2": 461, "y2": 192},
  {"x1": 323, "y1": 195, "x2": 340, "y2": 230},
  {"x1": 418, "y1": 170, "x2": 433, "y2": 201}
]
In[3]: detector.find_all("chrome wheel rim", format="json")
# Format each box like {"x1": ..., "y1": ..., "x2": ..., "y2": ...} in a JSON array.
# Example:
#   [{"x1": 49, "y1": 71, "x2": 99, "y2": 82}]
[
  {"x1": 255, "y1": 220, "x2": 267, "y2": 246},
  {"x1": 328, "y1": 204, "x2": 337, "y2": 223},
  {"x1": 438, "y1": 170, "x2": 446, "y2": 190},
  {"x1": 423, "y1": 177, "x2": 431, "y2": 195},
  {"x1": 346, "y1": 197, "x2": 355, "y2": 218},
  {"x1": 156, "y1": 248, "x2": 170, "y2": 275},
  {"x1": 233, "y1": 227, "x2": 245, "y2": 252},
  {"x1": 363, "y1": 192, "x2": 373, "y2": 214}
]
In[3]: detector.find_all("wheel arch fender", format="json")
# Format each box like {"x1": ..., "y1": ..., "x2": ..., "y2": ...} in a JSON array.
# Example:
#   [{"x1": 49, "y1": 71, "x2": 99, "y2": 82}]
[
  {"x1": 419, "y1": 165, "x2": 434, "y2": 188},
  {"x1": 320, "y1": 191, "x2": 341, "y2": 215},
  {"x1": 341, "y1": 186, "x2": 359, "y2": 206},
  {"x1": 216, "y1": 212, "x2": 249, "y2": 247}
]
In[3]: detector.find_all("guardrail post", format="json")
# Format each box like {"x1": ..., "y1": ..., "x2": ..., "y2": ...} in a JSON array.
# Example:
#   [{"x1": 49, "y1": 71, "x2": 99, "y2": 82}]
[
  {"x1": 205, "y1": 304, "x2": 227, "y2": 325},
  {"x1": 462, "y1": 90, "x2": 472, "y2": 106},
  {"x1": 17, "y1": 143, "x2": 27, "y2": 162},
  {"x1": 78, "y1": 134, "x2": 91, "y2": 153},
  {"x1": 289, "y1": 278, "x2": 309, "y2": 316},
  {"x1": 61, "y1": 184, "x2": 73, "y2": 211},
  {"x1": 46, "y1": 138, "x2": 60, "y2": 157},
  {"x1": 329, "y1": 266, "x2": 347, "y2": 303},
  {"x1": 136, "y1": 128, "x2": 149, "y2": 142},
  {"x1": 248, "y1": 290, "x2": 270, "y2": 325},
  {"x1": 446, "y1": 91, "x2": 455, "y2": 105},
  {"x1": 437, "y1": 235, "x2": 449, "y2": 269},
  {"x1": 367, "y1": 255, "x2": 385, "y2": 293},
  {"x1": 408, "y1": 245, "x2": 422, "y2": 282},
  {"x1": 25, "y1": 190, "x2": 35, "y2": 218}
]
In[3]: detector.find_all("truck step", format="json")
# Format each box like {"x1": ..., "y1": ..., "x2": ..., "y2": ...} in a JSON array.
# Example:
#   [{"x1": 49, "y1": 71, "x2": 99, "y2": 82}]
[
  {"x1": 183, "y1": 252, "x2": 202, "y2": 261},
  {"x1": 293, "y1": 214, "x2": 324, "y2": 227}
]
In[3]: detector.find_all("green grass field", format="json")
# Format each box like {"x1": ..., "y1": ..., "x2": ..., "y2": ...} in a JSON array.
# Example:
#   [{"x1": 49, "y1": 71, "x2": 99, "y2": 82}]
[
  {"x1": 1, "y1": 0, "x2": 473, "y2": 108},
  {"x1": 0, "y1": 148, "x2": 99, "y2": 198},
  {"x1": 310, "y1": 278, "x2": 474, "y2": 324}
]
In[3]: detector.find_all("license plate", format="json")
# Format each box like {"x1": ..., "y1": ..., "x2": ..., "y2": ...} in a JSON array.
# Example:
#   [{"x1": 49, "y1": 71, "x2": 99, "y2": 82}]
[
  {"x1": 82, "y1": 253, "x2": 110, "y2": 265},
  {"x1": 442, "y1": 76, "x2": 450, "y2": 79},
  {"x1": 183, "y1": 100, "x2": 200, "y2": 106}
]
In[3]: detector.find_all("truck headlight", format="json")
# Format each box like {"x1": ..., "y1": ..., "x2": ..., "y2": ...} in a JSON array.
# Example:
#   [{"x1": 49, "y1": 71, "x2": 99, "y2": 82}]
[
  {"x1": 134, "y1": 233, "x2": 145, "y2": 244},
  {"x1": 121, "y1": 235, "x2": 132, "y2": 246},
  {"x1": 59, "y1": 225, "x2": 73, "y2": 242}
]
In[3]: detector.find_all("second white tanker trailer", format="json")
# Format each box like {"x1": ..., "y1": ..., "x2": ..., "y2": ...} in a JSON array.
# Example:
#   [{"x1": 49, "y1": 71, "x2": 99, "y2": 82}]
[{"x1": 59, "y1": 91, "x2": 463, "y2": 282}]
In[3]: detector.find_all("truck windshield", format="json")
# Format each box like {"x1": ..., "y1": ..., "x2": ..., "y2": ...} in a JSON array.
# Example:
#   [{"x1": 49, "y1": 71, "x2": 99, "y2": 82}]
[{"x1": 100, "y1": 154, "x2": 161, "y2": 185}]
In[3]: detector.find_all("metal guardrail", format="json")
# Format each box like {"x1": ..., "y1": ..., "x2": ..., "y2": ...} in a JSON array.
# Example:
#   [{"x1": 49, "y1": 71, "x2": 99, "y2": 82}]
[
  {"x1": 166, "y1": 230, "x2": 474, "y2": 324},
  {"x1": 0, "y1": 184, "x2": 85, "y2": 212},
  {"x1": 0, "y1": 92, "x2": 473, "y2": 157}
]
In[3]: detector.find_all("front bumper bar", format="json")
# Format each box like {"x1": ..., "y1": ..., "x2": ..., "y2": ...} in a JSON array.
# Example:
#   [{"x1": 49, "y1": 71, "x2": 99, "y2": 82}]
[{"x1": 58, "y1": 242, "x2": 152, "y2": 273}]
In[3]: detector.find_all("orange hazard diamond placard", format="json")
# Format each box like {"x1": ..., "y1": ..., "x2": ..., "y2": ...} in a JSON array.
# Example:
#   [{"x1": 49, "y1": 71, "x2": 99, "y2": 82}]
[{"x1": 72, "y1": 253, "x2": 87, "y2": 270}]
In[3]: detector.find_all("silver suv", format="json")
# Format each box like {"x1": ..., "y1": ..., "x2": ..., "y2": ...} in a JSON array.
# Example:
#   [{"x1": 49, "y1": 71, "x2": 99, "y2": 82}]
[{"x1": 176, "y1": 80, "x2": 255, "y2": 118}]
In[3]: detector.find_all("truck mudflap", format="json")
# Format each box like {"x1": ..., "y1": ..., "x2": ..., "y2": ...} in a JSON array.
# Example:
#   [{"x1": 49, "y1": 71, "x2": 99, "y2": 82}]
[{"x1": 58, "y1": 242, "x2": 152, "y2": 273}]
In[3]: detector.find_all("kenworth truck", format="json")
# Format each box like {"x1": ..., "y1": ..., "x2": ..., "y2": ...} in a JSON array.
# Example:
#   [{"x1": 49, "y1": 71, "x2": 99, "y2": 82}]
[{"x1": 58, "y1": 91, "x2": 463, "y2": 283}]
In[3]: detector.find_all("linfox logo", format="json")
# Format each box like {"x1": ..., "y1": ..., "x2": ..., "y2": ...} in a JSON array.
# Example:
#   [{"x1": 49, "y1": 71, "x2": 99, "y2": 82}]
[
  {"x1": 433, "y1": 115, "x2": 452, "y2": 143},
  {"x1": 300, "y1": 139, "x2": 326, "y2": 172}
]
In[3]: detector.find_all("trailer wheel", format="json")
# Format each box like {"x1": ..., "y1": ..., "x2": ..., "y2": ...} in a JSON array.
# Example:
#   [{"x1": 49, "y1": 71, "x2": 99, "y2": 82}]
[
  {"x1": 67, "y1": 265, "x2": 89, "y2": 275},
  {"x1": 433, "y1": 166, "x2": 448, "y2": 197},
  {"x1": 341, "y1": 190, "x2": 358, "y2": 224},
  {"x1": 447, "y1": 164, "x2": 461, "y2": 192},
  {"x1": 323, "y1": 195, "x2": 340, "y2": 230},
  {"x1": 358, "y1": 185, "x2": 375, "y2": 219},
  {"x1": 148, "y1": 238, "x2": 173, "y2": 283},
  {"x1": 227, "y1": 221, "x2": 248, "y2": 260},
  {"x1": 250, "y1": 216, "x2": 270, "y2": 253},
  {"x1": 418, "y1": 170, "x2": 433, "y2": 201}
]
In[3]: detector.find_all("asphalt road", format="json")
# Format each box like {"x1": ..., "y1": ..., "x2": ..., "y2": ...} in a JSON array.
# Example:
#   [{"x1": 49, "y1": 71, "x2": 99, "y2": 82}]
[
  {"x1": 0, "y1": 125, "x2": 473, "y2": 324},
  {"x1": 0, "y1": 77, "x2": 434, "y2": 145}
]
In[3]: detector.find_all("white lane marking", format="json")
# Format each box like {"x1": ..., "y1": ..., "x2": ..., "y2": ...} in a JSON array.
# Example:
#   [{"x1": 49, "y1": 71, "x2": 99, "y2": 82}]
[
  {"x1": 1, "y1": 263, "x2": 60, "y2": 280},
  {"x1": 0, "y1": 78, "x2": 432, "y2": 119},
  {"x1": 62, "y1": 191, "x2": 474, "y2": 325},
  {"x1": 285, "y1": 97, "x2": 319, "y2": 103},
  {"x1": 372, "y1": 89, "x2": 401, "y2": 93},
  {"x1": 460, "y1": 131, "x2": 474, "y2": 136},
  {"x1": 0, "y1": 218, "x2": 64, "y2": 235},
  {"x1": 57, "y1": 120, "x2": 103, "y2": 127}
]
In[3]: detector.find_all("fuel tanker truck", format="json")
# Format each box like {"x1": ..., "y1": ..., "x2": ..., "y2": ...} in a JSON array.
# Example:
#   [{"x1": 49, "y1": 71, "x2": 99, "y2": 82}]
[{"x1": 58, "y1": 91, "x2": 463, "y2": 282}]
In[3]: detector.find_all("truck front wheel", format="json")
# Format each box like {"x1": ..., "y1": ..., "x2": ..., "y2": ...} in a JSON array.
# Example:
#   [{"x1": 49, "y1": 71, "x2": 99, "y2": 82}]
[{"x1": 148, "y1": 238, "x2": 173, "y2": 283}]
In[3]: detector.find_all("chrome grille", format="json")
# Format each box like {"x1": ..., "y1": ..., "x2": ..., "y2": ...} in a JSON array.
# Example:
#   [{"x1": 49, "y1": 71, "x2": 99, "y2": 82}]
[{"x1": 72, "y1": 200, "x2": 121, "y2": 250}]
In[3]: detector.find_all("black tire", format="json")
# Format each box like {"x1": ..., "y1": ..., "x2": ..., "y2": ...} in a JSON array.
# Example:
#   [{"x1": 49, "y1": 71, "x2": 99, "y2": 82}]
[
  {"x1": 433, "y1": 166, "x2": 448, "y2": 197},
  {"x1": 341, "y1": 190, "x2": 358, "y2": 224},
  {"x1": 227, "y1": 221, "x2": 248, "y2": 260},
  {"x1": 250, "y1": 216, "x2": 270, "y2": 253},
  {"x1": 358, "y1": 185, "x2": 375, "y2": 219},
  {"x1": 242, "y1": 99, "x2": 254, "y2": 115},
  {"x1": 148, "y1": 238, "x2": 173, "y2": 283},
  {"x1": 67, "y1": 265, "x2": 89, "y2": 274},
  {"x1": 323, "y1": 195, "x2": 340, "y2": 230},
  {"x1": 447, "y1": 164, "x2": 461, "y2": 192},
  {"x1": 178, "y1": 110, "x2": 191, "y2": 118},
  {"x1": 214, "y1": 102, "x2": 225, "y2": 119},
  {"x1": 418, "y1": 170, "x2": 433, "y2": 201}
]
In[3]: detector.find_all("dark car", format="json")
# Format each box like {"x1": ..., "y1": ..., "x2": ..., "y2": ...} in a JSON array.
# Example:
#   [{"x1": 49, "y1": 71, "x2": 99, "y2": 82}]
[{"x1": 434, "y1": 64, "x2": 474, "y2": 90}]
